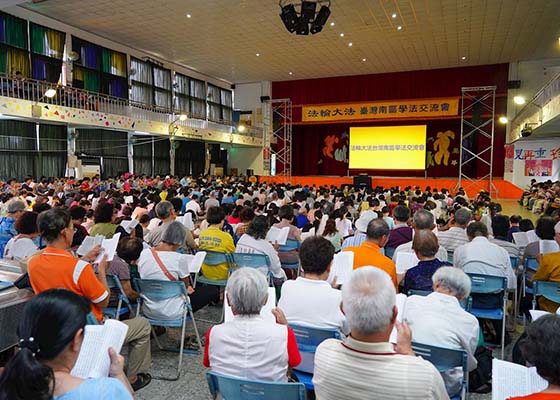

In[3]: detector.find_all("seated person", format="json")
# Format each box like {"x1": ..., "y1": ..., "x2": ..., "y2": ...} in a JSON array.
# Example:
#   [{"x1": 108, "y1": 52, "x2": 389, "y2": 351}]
[
  {"x1": 403, "y1": 267, "x2": 479, "y2": 396},
  {"x1": 313, "y1": 267, "x2": 448, "y2": 399},
  {"x1": 203, "y1": 268, "x2": 301, "y2": 382},
  {"x1": 490, "y1": 214, "x2": 521, "y2": 260},
  {"x1": 106, "y1": 236, "x2": 143, "y2": 307},
  {"x1": 3, "y1": 211, "x2": 39, "y2": 261},
  {"x1": 89, "y1": 202, "x2": 118, "y2": 238},
  {"x1": 235, "y1": 215, "x2": 286, "y2": 282},
  {"x1": 0, "y1": 199, "x2": 26, "y2": 256},
  {"x1": 198, "y1": 206, "x2": 236, "y2": 281},
  {"x1": 508, "y1": 315, "x2": 560, "y2": 399},
  {"x1": 532, "y1": 227, "x2": 560, "y2": 312},
  {"x1": 0, "y1": 289, "x2": 133, "y2": 400},
  {"x1": 70, "y1": 206, "x2": 89, "y2": 250},
  {"x1": 524, "y1": 216, "x2": 556, "y2": 259},
  {"x1": 278, "y1": 236, "x2": 347, "y2": 334},
  {"x1": 273, "y1": 205, "x2": 301, "y2": 266},
  {"x1": 402, "y1": 230, "x2": 451, "y2": 293},
  {"x1": 138, "y1": 221, "x2": 218, "y2": 319},
  {"x1": 385, "y1": 205, "x2": 413, "y2": 250}
]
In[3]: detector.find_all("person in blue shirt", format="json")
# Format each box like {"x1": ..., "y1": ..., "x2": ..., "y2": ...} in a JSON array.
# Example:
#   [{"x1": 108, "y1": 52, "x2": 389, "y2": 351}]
[
  {"x1": 0, "y1": 199, "x2": 26, "y2": 256},
  {"x1": 507, "y1": 214, "x2": 522, "y2": 243},
  {"x1": 0, "y1": 289, "x2": 133, "y2": 400}
]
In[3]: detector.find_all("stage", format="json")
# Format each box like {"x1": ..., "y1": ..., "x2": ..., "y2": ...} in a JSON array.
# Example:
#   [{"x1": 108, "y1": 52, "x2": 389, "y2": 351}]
[{"x1": 259, "y1": 176, "x2": 524, "y2": 200}]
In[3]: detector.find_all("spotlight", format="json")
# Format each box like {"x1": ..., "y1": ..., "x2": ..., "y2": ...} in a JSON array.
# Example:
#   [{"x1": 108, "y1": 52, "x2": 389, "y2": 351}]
[
  {"x1": 513, "y1": 95, "x2": 526, "y2": 105},
  {"x1": 280, "y1": 3, "x2": 299, "y2": 33},
  {"x1": 499, "y1": 116, "x2": 508, "y2": 124},
  {"x1": 44, "y1": 88, "x2": 57, "y2": 98},
  {"x1": 295, "y1": 18, "x2": 309, "y2": 35},
  {"x1": 179, "y1": 114, "x2": 188, "y2": 121},
  {"x1": 311, "y1": 5, "x2": 331, "y2": 34},
  {"x1": 237, "y1": 124, "x2": 247, "y2": 133},
  {"x1": 300, "y1": 1, "x2": 317, "y2": 22}
]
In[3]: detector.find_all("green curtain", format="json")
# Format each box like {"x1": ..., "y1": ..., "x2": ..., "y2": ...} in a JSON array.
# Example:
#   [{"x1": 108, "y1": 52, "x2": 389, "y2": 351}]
[
  {"x1": 0, "y1": 46, "x2": 6, "y2": 75},
  {"x1": 175, "y1": 139, "x2": 204, "y2": 177},
  {"x1": 0, "y1": 120, "x2": 37, "y2": 181},
  {"x1": 76, "y1": 129, "x2": 129, "y2": 178},
  {"x1": 4, "y1": 14, "x2": 26, "y2": 49},
  {"x1": 30, "y1": 23, "x2": 46, "y2": 55},
  {"x1": 153, "y1": 138, "x2": 170, "y2": 176},
  {"x1": 74, "y1": 66, "x2": 100, "y2": 92},
  {"x1": 101, "y1": 48, "x2": 111, "y2": 74},
  {"x1": 39, "y1": 124, "x2": 67, "y2": 178},
  {"x1": 31, "y1": 24, "x2": 65, "y2": 59}
]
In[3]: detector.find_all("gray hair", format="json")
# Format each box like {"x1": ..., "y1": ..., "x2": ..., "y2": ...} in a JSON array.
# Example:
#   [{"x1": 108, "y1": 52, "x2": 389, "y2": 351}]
[
  {"x1": 7, "y1": 199, "x2": 26, "y2": 214},
  {"x1": 432, "y1": 267, "x2": 471, "y2": 299},
  {"x1": 226, "y1": 268, "x2": 268, "y2": 315},
  {"x1": 412, "y1": 210, "x2": 434, "y2": 230},
  {"x1": 366, "y1": 218, "x2": 390, "y2": 240},
  {"x1": 161, "y1": 221, "x2": 186, "y2": 245},
  {"x1": 455, "y1": 208, "x2": 472, "y2": 226},
  {"x1": 342, "y1": 267, "x2": 396, "y2": 335},
  {"x1": 155, "y1": 201, "x2": 174, "y2": 219}
]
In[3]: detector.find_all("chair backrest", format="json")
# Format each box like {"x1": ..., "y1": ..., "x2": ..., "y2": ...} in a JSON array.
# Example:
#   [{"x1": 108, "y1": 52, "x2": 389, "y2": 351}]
[
  {"x1": 134, "y1": 278, "x2": 187, "y2": 301},
  {"x1": 467, "y1": 273, "x2": 507, "y2": 295},
  {"x1": 231, "y1": 253, "x2": 271, "y2": 269},
  {"x1": 411, "y1": 341, "x2": 467, "y2": 373},
  {"x1": 86, "y1": 312, "x2": 99, "y2": 325},
  {"x1": 384, "y1": 247, "x2": 396, "y2": 259},
  {"x1": 524, "y1": 257, "x2": 539, "y2": 272},
  {"x1": 510, "y1": 257, "x2": 519, "y2": 269},
  {"x1": 407, "y1": 289, "x2": 472, "y2": 311},
  {"x1": 204, "y1": 250, "x2": 231, "y2": 266},
  {"x1": 206, "y1": 371, "x2": 306, "y2": 400},
  {"x1": 447, "y1": 251, "x2": 454, "y2": 264},
  {"x1": 106, "y1": 274, "x2": 130, "y2": 305},
  {"x1": 289, "y1": 324, "x2": 340, "y2": 374},
  {"x1": 279, "y1": 239, "x2": 300, "y2": 253},
  {"x1": 534, "y1": 280, "x2": 560, "y2": 304},
  {"x1": 462, "y1": 260, "x2": 507, "y2": 279}
]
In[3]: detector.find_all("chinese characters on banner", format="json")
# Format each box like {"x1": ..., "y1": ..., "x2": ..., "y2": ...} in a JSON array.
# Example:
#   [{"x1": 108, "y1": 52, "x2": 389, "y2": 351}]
[
  {"x1": 505, "y1": 142, "x2": 560, "y2": 182},
  {"x1": 302, "y1": 98, "x2": 459, "y2": 122}
]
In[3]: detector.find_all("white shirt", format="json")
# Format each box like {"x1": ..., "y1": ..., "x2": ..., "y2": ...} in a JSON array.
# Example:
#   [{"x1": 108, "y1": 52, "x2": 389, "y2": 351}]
[
  {"x1": 185, "y1": 200, "x2": 201, "y2": 215},
  {"x1": 454, "y1": 236, "x2": 516, "y2": 289},
  {"x1": 313, "y1": 337, "x2": 448, "y2": 400},
  {"x1": 436, "y1": 226, "x2": 469, "y2": 253},
  {"x1": 335, "y1": 218, "x2": 352, "y2": 238},
  {"x1": 278, "y1": 277, "x2": 347, "y2": 334},
  {"x1": 137, "y1": 249, "x2": 190, "y2": 320},
  {"x1": 208, "y1": 315, "x2": 290, "y2": 382},
  {"x1": 235, "y1": 234, "x2": 286, "y2": 279},
  {"x1": 204, "y1": 198, "x2": 220, "y2": 212},
  {"x1": 3, "y1": 236, "x2": 37, "y2": 261},
  {"x1": 403, "y1": 292, "x2": 479, "y2": 396},
  {"x1": 394, "y1": 240, "x2": 449, "y2": 263}
]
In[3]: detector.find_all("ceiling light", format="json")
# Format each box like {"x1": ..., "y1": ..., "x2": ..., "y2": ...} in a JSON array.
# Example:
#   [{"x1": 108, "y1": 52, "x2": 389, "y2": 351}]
[
  {"x1": 499, "y1": 116, "x2": 508, "y2": 124},
  {"x1": 186, "y1": 13, "x2": 191, "y2": 18},
  {"x1": 461, "y1": 56, "x2": 466, "y2": 60},
  {"x1": 362, "y1": 58, "x2": 366, "y2": 62},
  {"x1": 256, "y1": 53, "x2": 260, "y2": 57},
  {"x1": 44, "y1": 88, "x2": 57, "y2": 98},
  {"x1": 348, "y1": 42, "x2": 353, "y2": 47},
  {"x1": 339, "y1": 32, "x2": 344, "y2": 37},
  {"x1": 330, "y1": 21, "x2": 335, "y2": 26},
  {"x1": 391, "y1": 13, "x2": 397, "y2": 18},
  {"x1": 397, "y1": 25, "x2": 402, "y2": 30},
  {"x1": 289, "y1": 71, "x2": 293, "y2": 75},
  {"x1": 179, "y1": 114, "x2": 188, "y2": 121},
  {"x1": 513, "y1": 96, "x2": 526, "y2": 105}
]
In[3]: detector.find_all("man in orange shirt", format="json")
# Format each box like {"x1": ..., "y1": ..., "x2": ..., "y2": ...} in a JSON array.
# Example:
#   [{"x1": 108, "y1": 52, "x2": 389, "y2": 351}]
[
  {"x1": 28, "y1": 208, "x2": 152, "y2": 392},
  {"x1": 344, "y1": 218, "x2": 398, "y2": 290}
]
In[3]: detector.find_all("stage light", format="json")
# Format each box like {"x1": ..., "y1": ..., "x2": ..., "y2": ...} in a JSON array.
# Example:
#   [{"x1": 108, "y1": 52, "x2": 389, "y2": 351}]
[
  {"x1": 295, "y1": 18, "x2": 309, "y2": 35},
  {"x1": 280, "y1": 3, "x2": 299, "y2": 33},
  {"x1": 499, "y1": 116, "x2": 508, "y2": 124},
  {"x1": 44, "y1": 88, "x2": 57, "y2": 98},
  {"x1": 311, "y1": 4, "x2": 331, "y2": 34},
  {"x1": 179, "y1": 114, "x2": 188, "y2": 121},
  {"x1": 300, "y1": 1, "x2": 317, "y2": 22},
  {"x1": 514, "y1": 96, "x2": 526, "y2": 105},
  {"x1": 237, "y1": 124, "x2": 247, "y2": 133}
]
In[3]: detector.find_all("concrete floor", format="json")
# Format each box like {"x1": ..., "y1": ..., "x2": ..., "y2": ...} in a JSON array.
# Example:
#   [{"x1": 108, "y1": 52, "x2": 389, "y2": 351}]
[{"x1": 136, "y1": 199, "x2": 533, "y2": 400}]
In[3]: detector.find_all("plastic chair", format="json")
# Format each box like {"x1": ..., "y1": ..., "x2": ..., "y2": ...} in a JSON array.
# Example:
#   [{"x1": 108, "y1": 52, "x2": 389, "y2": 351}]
[
  {"x1": 278, "y1": 239, "x2": 301, "y2": 273},
  {"x1": 134, "y1": 278, "x2": 202, "y2": 381},
  {"x1": 289, "y1": 324, "x2": 340, "y2": 390},
  {"x1": 206, "y1": 371, "x2": 306, "y2": 400},
  {"x1": 194, "y1": 250, "x2": 233, "y2": 288},
  {"x1": 86, "y1": 312, "x2": 99, "y2": 325},
  {"x1": 467, "y1": 273, "x2": 508, "y2": 359},
  {"x1": 407, "y1": 289, "x2": 472, "y2": 312},
  {"x1": 522, "y1": 257, "x2": 539, "y2": 296},
  {"x1": 411, "y1": 342, "x2": 468, "y2": 400},
  {"x1": 532, "y1": 280, "x2": 560, "y2": 310},
  {"x1": 231, "y1": 253, "x2": 273, "y2": 285},
  {"x1": 447, "y1": 251, "x2": 454, "y2": 265},
  {"x1": 384, "y1": 247, "x2": 396, "y2": 259},
  {"x1": 103, "y1": 274, "x2": 133, "y2": 320}
]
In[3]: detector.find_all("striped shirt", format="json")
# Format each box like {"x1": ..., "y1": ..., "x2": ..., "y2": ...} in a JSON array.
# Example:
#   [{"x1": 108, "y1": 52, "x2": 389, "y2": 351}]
[
  {"x1": 436, "y1": 227, "x2": 468, "y2": 253},
  {"x1": 313, "y1": 337, "x2": 449, "y2": 400},
  {"x1": 341, "y1": 232, "x2": 367, "y2": 250}
]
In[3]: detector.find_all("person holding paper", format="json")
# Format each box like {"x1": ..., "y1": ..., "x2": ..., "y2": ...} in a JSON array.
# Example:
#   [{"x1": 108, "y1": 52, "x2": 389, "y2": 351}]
[
  {"x1": 273, "y1": 205, "x2": 301, "y2": 270},
  {"x1": 144, "y1": 201, "x2": 196, "y2": 251},
  {"x1": 203, "y1": 268, "x2": 301, "y2": 382},
  {"x1": 508, "y1": 315, "x2": 560, "y2": 399},
  {"x1": 436, "y1": 207, "x2": 472, "y2": 253},
  {"x1": 0, "y1": 289, "x2": 133, "y2": 400},
  {"x1": 89, "y1": 203, "x2": 118, "y2": 239},
  {"x1": 198, "y1": 207, "x2": 236, "y2": 281},
  {"x1": 524, "y1": 217, "x2": 557, "y2": 260},
  {"x1": 27, "y1": 209, "x2": 153, "y2": 392},
  {"x1": 490, "y1": 215, "x2": 521, "y2": 260},
  {"x1": 278, "y1": 236, "x2": 347, "y2": 334},
  {"x1": 402, "y1": 230, "x2": 451, "y2": 294},
  {"x1": 532, "y1": 240, "x2": 560, "y2": 313},
  {"x1": 403, "y1": 267, "x2": 480, "y2": 397},
  {"x1": 313, "y1": 267, "x2": 448, "y2": 400}
]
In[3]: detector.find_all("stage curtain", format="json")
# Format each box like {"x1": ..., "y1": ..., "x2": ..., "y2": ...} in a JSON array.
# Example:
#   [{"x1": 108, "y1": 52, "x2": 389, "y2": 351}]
[
  {"x1": 153, "y1": 137, "x2": 170, "y2": 176},
  {"x1": 39, "y1": 124, "x2": 66, "y2": 178},
  {"x1": 133, "y1": 136, "x2": 154, "y2": 176},
  {"x1": 76, "y1": 129, "x2": 129, "y2": 178},
  {"x1": 174, "y1": 139, "x2": 205, "y2": 177},
  {"x1": 0, "y1": 120, "x2": 37, "y2": 181}
]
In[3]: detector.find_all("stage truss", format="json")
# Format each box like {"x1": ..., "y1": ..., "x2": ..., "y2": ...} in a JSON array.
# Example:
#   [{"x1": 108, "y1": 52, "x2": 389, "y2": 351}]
[{"x1": 263, "y1": 98, "x2": 292, "y2": 183}]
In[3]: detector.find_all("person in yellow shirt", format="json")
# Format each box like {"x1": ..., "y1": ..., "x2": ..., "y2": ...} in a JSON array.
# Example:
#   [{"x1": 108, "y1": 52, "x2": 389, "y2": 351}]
[
  {"x1": 199, "y1": 206, "x2": 235, "y2": 281},
  {"x1": 533, "y1": 251, "x2": 560, "y2": 313},
  {"x1": 344, "y1": 218, "x2": 398, "y2": 290}
]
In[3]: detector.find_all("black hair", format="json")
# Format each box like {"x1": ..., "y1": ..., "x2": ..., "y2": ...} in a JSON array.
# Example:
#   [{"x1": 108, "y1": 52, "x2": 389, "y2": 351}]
[
  {"x1": 37, "y1": 208, "x2": 71, "y2": 243},
  {"x1": 521, "y1": 315, "x2": 560, "y2": 386},
  {"x1": 393, "y1": 205, "x2": 411, "y2": 222},
  {"x1": 93, "y1": 202, "x2": 114, "y2": 224},
  {"x1": 117, "y1": 236, "x2": 144, "y2": 264},
  {"x1": 239, "y1": 207, "x2": 255, "y2": 223},
  {"x1": 207, "y1": 206, "x2": 225, "y2": 225},
  {"x1": 509, "y1": 215, "x2": 522, "y2": 224},
  {"x1": 32, "y1": 203, "x2": 51, "y2": 214},
  {"x1": 300, "y1": 236, "x2": 335, "y2": 275},
  {"x1": 491, "y1": 215, "x2": 510, "y2": 238},
  {"x1": 519, "y1": 218, "x2": 535, "y2": 232},
  {"x1": 536, "y1": 216, "x2": 556, "y2": 240},
  {"x1": 168, "y1": 197, "x2": 182, "y2": 213},
  {"x1": 278, "y1": 205, "x2": 294, "y2": 220},
  {"x1": 139, "y1": 214, "x2": 150, "y2": 224},
  {"x1": 0, "y1": 289, "x2": 90, "y2": 400},
  {"x1": 69, "y1": 205, "x2": 87, "y2": 221},
  {"x1": 14, "y1": 212, "x2": 38, "y2": 235},
  {"x1": 246, "y1": 215, "x2": 269, "y2": 240}
]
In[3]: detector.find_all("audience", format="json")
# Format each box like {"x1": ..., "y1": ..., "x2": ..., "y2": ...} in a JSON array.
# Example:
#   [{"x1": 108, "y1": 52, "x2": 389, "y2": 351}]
[
  {"x1": 273, "y1": 205, "x2": 301, "y2": 267},
  {"x1": 490, "y1": 214, "x2": 521, "y2": 260},
  {"x1": 341, "y1": 209, "x2": 376, "y2": 249},
  {"x1": 313, "y1": 267, "x2": 448, "y2": 399},
  {"x1": 437, "y1": 207, "x2": 472, "y2": 253},
  {"x1": 203, "y1": 268, "x2": 301, "y2": 382},
  {"x1": 531, "y1": 223, "x2": 560, "y2": 312},
  {"x1": 198, "y1": 206, "x2": 236, "y2": 281},
  {"x1": 385, "y1": 205, "x2": 413, "y2": 250},
  {"x1": 524, "y1": 216, "x2": 556, "y2": 259},
  {"x1": 321, "y1": 218, "x2": 343, "y2": 252},
  {"x1": 89, "y1": 202, "x2": 118, "y2": 238},
  {"x1": 3, "y1": 211, "x2": 38, "y2": 261},
  {"x1": 0, "y1": 199, "x2": 26, "y2": 256}
]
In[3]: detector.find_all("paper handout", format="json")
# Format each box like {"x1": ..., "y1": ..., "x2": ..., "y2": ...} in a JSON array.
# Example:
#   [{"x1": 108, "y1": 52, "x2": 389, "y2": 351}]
[
  {"x1": 119, "y1": 218, "x2": 139, "y2": 234},
  {"x1": 389, "y1": 293, "x2": 408, "y2": 344},
  {"x1": 394, "y1": 251, "x2": 419, "y2": 275},
  {"x1": 539, "y1": 239, "x2": 559, "y2": 255},
  {"x1": 266, "y1": 226, "x2": 290, "y2": 246},
  {"x1": 76, "y1": 235, "x2": 104, "y2": 256},
  {"x1": 93, "y1": 233, "x2": 121, "y2": 264},
  {"x1": 327, "y1": 252, "x2": 354, "y2": 286},
  {"x1": 492, "y1": 359, "x2": 548, "y2": 400},
  {"x1": 512, "y1": 232, "x2": 529, "y2": 247}
]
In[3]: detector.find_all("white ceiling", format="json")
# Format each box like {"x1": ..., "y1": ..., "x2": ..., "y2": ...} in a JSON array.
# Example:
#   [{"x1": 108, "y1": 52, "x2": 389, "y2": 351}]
[{"x1": 19, "y1": 0, "x2": 560, "y2": 84}]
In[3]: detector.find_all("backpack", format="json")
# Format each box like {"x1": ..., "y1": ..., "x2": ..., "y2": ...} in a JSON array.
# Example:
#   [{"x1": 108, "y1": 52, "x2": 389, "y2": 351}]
[{"x1": 468, "y1": 346, "x2": 493, "y2": 393}]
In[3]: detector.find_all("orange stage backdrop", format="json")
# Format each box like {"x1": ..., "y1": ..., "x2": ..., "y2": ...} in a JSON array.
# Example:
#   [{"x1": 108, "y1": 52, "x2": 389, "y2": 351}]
[{"x1": 259, "y1": 176, "x2": 523, "y2": 200}]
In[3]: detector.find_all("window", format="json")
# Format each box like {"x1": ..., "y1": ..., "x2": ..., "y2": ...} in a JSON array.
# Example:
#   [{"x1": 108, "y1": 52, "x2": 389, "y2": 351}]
[
  {"x1": 130, "y1": 57, "x2": 171, "y2": 109},
  {"x1": 174, "y1": 72, "x2": 190, "y2": 115},
  {"x1": 190, "y1": 78, "x2": 206, "y2": 119},
  {"x1": 207, "y1": 84, "x2": 233, "y2": 123},
  {"x1": 29, "y1": 23, "x2": 65, "y2": 83},
  {"x1": 0, "y1": 12, "x2": 29, "y2": 78}
]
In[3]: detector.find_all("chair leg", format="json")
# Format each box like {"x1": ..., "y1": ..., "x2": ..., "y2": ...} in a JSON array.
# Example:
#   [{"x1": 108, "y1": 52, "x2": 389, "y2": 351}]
[
  {"x1": 501, "y1": 304, "x2": 506, "y2": 359},
  {"x1": 188, "y1": 306, "x2": 203, "y2": 352},
  {"x1": 152, "y1": 326, "x2": 164, "y2": 350},
  {"x1": 177, "y1": 310, "x2": 188, "y2": 380}
]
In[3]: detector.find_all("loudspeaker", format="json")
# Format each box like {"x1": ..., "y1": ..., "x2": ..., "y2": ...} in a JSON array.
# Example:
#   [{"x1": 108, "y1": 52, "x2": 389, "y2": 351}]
[
  {"x1": 260, "y1": 96, "x2": 270, "y2": 102},
  {"x1": 507, "y1": 80, "x2": 521, "y2": 89},
  {"x1": 353, "y1": 175, "x2": 371, "y2": 190},
  {"x1": 246, "y1": 169, "x2": 254, "y2": 177}
]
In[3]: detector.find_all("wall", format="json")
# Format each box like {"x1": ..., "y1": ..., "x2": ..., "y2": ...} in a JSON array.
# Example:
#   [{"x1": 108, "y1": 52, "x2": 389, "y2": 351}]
[
  {"x1": 227, "y1": 145, "x2": 264, "y2": 176},
  {"x1": 234, "y1": 81, "x2": 271, "y2": 111}
]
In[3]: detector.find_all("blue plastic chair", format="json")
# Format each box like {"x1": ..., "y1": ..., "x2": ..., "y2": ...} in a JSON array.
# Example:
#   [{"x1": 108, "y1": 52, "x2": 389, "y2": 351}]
[
  {"x1": 411, "y1": 342, "x2": 468, "y2": 400},
  {"x1": 467, "y1": 273, "x2": 508, "y2": 358},
  {"x1": 510, "y1": 257, "x2": 520, "y2": 270},
  {"x1": 195, "y1": 250, "x2": 233, "y2": 288},
  {"x1": 447, "y1": 251, "x2": 454, "y2": 265},
  {"x1": 278, "y1": 239, "x2": 301, "y2": 273},
  {"x1": 135, "y1": 278, "x2": 202, "y2": 381},
  {"x1": 523, "y1": 257, "x2": 539, "y2": 296},
  {"x1": 532, "y1": 280, "x2": 560, "y2": 310},
  {"x1": 206, "y1": 371, "x2": 306, "y2": 400},
  {"x1": 231, "y1": 253, "x2": 273, "y2": 285},
  {"x1": 384, "y1": 247, "x2": 396, "y2": 259},
  {"x1": 289, "y1": 324, "x2": 340, "y2": 390},
  {"x1": 86, "y1": 312, "x2": 99, "y2": 325},
  {"x1": 103, "y1": 274, "x2": 133, "y2": 320},
  {"x1": 407, "y1": 289, "x2": 472, "y2": 312}
]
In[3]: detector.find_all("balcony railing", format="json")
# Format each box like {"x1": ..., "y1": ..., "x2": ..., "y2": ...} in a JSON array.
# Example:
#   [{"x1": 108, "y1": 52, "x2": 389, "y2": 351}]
[{"x1": 0, "y1": 74, "x2": 263, "y2": 139}]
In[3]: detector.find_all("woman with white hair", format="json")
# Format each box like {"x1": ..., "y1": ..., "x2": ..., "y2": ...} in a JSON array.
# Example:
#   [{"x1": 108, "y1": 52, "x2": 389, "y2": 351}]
[
  {"x1": 203, "y1": 268, "x2": 301, "y2": 382},
  {"x1": 403, "y1": 267, "x2": 480, "y2": 397},
  {"x1": 138, "y1": 221, "x2": 218, "y2": 320}
]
